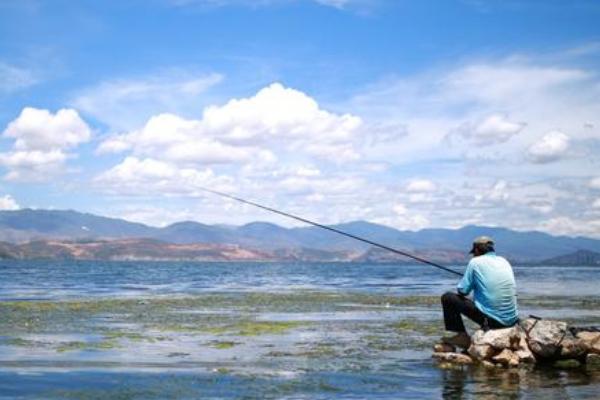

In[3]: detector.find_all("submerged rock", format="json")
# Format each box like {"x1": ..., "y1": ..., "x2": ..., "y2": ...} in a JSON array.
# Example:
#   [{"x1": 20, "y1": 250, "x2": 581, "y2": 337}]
[
  {"x1": 553, "y1": 359, "x2": 582, "y2": 369},
  {"x1": 433, "y1": 343, "x2": 455, "y2": 353},
  {"x1": 432, "y1": 352, "x2": 473, "y2": 364},
  {"x1": 586, "y1": 353, "x2": 600, "y2": 371}
]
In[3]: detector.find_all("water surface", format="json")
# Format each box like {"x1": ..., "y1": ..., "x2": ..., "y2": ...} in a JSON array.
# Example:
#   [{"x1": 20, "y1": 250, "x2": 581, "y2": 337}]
[{"x1": 1, "y1": 261, "x2": 598, "y2": 399}]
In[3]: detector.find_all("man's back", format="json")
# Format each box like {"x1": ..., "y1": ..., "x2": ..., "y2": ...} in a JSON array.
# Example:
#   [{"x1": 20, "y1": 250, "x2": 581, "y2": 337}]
[{"x1": 457, "y1": 252, "x2": 518, "y2": 326}]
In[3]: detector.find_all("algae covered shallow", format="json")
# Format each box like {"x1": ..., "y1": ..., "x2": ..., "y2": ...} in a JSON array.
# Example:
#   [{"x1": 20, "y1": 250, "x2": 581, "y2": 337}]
[{"x1": 0, "y1": 260, "x2": 599, "y2": 399}]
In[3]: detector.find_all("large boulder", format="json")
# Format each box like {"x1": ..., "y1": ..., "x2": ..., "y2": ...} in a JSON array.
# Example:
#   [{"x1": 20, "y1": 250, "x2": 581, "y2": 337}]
[{"x1": 521, "y1": 319, "x2": 568, "y2": 359}]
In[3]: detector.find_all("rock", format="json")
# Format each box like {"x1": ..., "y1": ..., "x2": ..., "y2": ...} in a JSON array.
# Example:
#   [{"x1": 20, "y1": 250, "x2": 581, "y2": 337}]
[
  {"x1": 553, "y1": 359, "x2": 581, "y2": 369},
  {"x1": 521, "y1": 319, "x2": 568, "y2": 359},
  {"x1": 482, "y1": 360, "x2": 495, "y2": 369},
  {"x1": 492, "y1": 349, "x2": 519, "y2": 367},
  {"x1": 515, "y1": 348, "x2": 536, "y2": 363},
  {"x1": 432, "y1": 352, "x2": 474, "y2": 364},
  {"x1": 471, "y1": 327, "x2": 521, "y2": 350},
  {"x1": 576, "y1": 331, "x2": 600, "y2": 354},
  {"x1": 559, "y1": 338, "x2": 587, "y2": 359},
  {"x1": 434, "y1": 343, "x2": 455, "y2": 353},
  {"x1": 514, "y1": 335, "x2": 536, "y2": 363},
  {"x1": 508, "y1": 356, "x2": 520, "y2": 368},
  {"x1": 586, "y1": 353, "x2": 600, "y2": 371},
  {"x1": 468, "y1": 343, "x2": 496, "y2": 361}
]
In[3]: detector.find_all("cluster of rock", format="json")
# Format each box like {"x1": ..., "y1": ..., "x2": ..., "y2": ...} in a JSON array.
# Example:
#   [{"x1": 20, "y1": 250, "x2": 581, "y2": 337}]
[{"x1": 433, "y1": 318, "x2": 600, "y2": 370}]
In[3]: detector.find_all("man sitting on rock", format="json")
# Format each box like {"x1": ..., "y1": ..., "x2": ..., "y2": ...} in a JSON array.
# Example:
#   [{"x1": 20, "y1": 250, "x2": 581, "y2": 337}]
[{"x1": 441, "y1": 236, "x2": 519, "y2": 349}]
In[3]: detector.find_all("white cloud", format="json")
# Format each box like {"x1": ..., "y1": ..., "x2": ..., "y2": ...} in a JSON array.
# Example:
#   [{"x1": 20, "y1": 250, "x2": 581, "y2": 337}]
[
  {"x1": 0, "y1": 150, "x2": 68, "y2": 181},
  {"x1": 375, "y1": 213, "x2": 430, "y2": 231},
  {"x1": 406, "y1": 179, "x2": 436, "y2": 193},
  {"x1": 451, "y1": 114, "x2": 525, "y2": 146},
  {"x1": 347, "y1": 57, "x2": 599, "y2": 170},
  {"x1": 537, "y1": 216, "x2": 600, "y2": 238},
  {"x1": 97, "y1": 83, "x2": 362, "y2": 170},
  {"x1": 314, "y1": 0, "x2": 349, "y2": 8},
  {"x1": 202, "y1": 83, "x2": 361, "y2": 146},
  {"x1": 474, "y1": 180, "x2": 509, "y2": 204},
  {"x1": 393, "y1": 203, "x2": 407, "y2": 215},
  {"x1": 83, "y1": 55, "x2": 600, "y2": 237},
  {"x1": 0, "y1": 108, "x2": 91, "y2": 181},
  {"x1": 593, "y1": 199, "x2": 600, "y2": 209},
  {"x1": 589, "y1": 177, "x2": 600, "y2": 190},
  {"x1": 527, "y1": 131, "x2": 570, "y2": 163},
  {"x1": 94, "y1": 156, "x2": 235, "y2": 197},
  {"x1": 3, "y1": 107, "x2": 91, "y2": 150},
  {"x1": 71, "y1": 71, "x2": 223, "y2": 130},
  {"x1": 527, "y1": 200, "x2": 554, "y2": 214},
  {"x1": 0, "y1": 194, "x2": 19, "y2": 210}
]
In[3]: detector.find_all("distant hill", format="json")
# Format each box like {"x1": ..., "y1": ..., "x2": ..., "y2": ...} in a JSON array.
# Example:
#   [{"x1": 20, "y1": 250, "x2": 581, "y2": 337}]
[
  {"x1": 1, "y1": 209, "x2": 600, "y2": 262},
  {"x1": 0, "y1": 239, "x2": 354, "y2": 262},
  {"x1": 540, "y1": 250, "x2": 600, "y2": 266}
]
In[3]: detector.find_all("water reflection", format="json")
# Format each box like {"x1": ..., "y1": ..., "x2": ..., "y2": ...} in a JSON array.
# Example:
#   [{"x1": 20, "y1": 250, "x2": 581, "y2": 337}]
[{"x1": 440, "y1": 363, "x2": 600, "y2": 399}]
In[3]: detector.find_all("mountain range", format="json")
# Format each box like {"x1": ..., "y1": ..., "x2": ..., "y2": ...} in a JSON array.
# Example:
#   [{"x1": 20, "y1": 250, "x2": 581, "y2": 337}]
[{"x1": 0, "y1": 209, "x2": 599, "y2": 263}]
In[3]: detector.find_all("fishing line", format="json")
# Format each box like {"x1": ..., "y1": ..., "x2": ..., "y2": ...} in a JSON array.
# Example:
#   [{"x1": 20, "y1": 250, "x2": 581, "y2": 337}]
[{"x1": 199, "y1": 187, "x2": 463, "y2": 277}]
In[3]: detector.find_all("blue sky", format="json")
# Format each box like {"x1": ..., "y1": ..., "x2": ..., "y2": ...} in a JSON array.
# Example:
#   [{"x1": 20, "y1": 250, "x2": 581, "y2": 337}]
[{"x1": 1, "y1": 0, "x2": 600, "y2": 237}]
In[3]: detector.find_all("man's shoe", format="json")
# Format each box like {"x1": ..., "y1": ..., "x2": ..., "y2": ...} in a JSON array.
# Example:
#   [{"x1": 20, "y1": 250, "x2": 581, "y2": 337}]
[{"x1": 441, "y1": 332, "x2": 471, "y2": 349}]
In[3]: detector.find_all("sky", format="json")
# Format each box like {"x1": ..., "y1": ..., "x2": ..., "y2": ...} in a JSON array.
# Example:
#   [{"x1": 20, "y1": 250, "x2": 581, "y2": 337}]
[{"x1": 1, "y1": 0, "x2": 600, "y2": 237}]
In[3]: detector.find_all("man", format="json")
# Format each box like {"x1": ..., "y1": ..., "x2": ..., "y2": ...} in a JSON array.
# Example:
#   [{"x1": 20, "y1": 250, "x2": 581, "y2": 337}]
[{"x1": 441, "y1": 236, "x2": 519, "y2": 348}]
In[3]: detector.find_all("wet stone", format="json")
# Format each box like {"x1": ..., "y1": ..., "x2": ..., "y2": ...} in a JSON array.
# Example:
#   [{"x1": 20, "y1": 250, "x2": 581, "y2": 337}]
[
  {"x1": 559, "y1": 338, "x2": 587, "y2": 359},
  {"x1": 492, "y1": 349, "x2": 519, "y2": 367},
  {"x1": 468, "y1": 343, "x2": 496, "y2": 361},
  {"x1": 432, "y1": 352, "x2": 473, "y2": 365},
  {"x1": 576, "y1": 331, "x2": 600, "y2": 354},
  {"x1": 471, "y1": 327, "x2": 521, "y2": 350},
  {"x1": 521, "y1": 319, "x2": 568, "y2": 359},
  {"x1": 433, "y1": 343, "x2": 455, "y2": 353}
]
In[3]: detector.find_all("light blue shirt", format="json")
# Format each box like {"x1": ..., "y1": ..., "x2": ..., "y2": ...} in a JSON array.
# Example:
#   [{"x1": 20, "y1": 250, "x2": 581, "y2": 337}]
[{"x1": 457, "y1": 252, "x2": 519, "y2": 326}]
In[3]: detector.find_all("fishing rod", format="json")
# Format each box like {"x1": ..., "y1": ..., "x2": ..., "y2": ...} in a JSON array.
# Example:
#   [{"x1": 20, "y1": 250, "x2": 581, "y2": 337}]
[{"x1": 198, "y1": 187, "x2": 463, "y2": 277}]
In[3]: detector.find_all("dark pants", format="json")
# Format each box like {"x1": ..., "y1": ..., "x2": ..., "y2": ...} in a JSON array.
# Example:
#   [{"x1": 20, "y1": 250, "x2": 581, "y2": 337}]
[{"x1": 441, "y1": 292, "x2": 508, "y2": 332}]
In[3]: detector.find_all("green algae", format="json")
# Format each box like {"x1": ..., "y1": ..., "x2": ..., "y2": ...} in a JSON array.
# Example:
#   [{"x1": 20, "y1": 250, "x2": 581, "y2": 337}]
[
  {"x1": 553, "y1": 359, "x2": 582, "y2": 369},
  {"x1": 520, "y1": 296, "x2": 600, "y2": 310},
  {"x1": 56, "y1": 340, "x2": 120, "y2": 353},
  {"x1": 102, "y1": 331, "x2": 154, "y2": 342},
  {"x1": 205, "y1": 321, "x2": 306, "y2": 336},
  {"x1": 3, "y1": 337, "x2": 50, "y2": 348},
  {"x1": 390, "y1": 319, "x2": 444, "y2": 336},
  {"x1": 211, "y1": 341, "x2": 237, "y2": 349},
  {"x1": 295, "y1": 343, "x2": 338, "y2": 358}
]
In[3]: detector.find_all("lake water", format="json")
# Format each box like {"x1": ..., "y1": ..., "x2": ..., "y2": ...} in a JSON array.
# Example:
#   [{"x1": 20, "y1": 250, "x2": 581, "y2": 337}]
[{"x1": 1, "y1": 261, "x2": 599, "y2": 399}]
